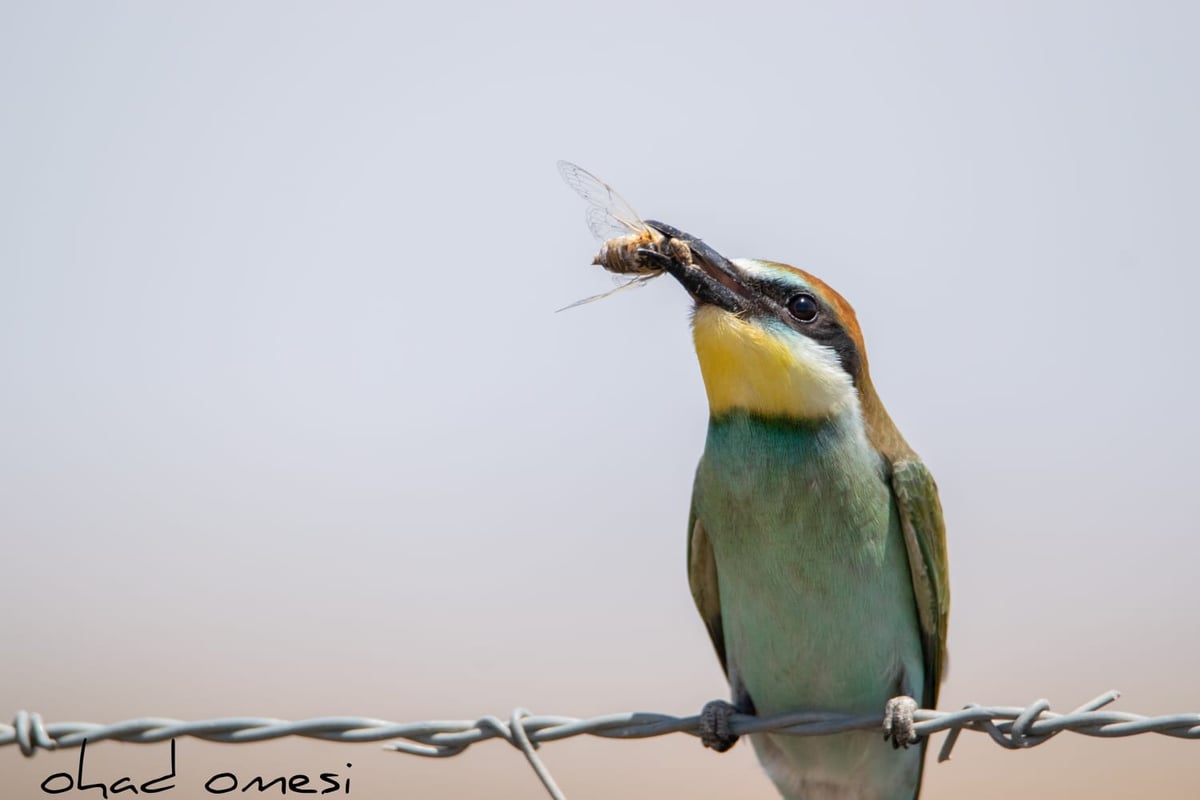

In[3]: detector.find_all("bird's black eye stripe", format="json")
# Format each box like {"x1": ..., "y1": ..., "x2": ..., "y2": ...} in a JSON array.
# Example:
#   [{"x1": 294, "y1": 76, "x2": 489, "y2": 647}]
[{"x1": 786, "y1": 293, "x2": 820, "y2": 323}]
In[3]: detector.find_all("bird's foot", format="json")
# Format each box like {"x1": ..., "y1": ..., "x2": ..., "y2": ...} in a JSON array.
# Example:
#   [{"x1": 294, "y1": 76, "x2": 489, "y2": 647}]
[
  {"x1": 882, "y1": 695, "x2": 920, "y2": 749},
  {"x1": 698, "y1": 699, "x2": 740, "y2": 753}
]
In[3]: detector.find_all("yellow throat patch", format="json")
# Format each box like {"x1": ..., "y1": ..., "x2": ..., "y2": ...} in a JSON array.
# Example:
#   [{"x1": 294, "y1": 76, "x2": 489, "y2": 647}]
[{"x1": 691, "y1": 305, "x2": 856, "y2": 420}]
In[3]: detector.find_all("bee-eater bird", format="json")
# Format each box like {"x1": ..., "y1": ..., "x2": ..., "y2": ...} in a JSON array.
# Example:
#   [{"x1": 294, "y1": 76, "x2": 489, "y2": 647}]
[{"x1": 644, "y1": 221, "x2": 949, "y2": 800}]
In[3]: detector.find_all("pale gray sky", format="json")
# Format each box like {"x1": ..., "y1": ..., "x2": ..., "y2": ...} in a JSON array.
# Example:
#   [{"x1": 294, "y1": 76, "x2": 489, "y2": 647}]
[{"x1": 2, "y1": 3, "x2": 1198, "y2": 798}]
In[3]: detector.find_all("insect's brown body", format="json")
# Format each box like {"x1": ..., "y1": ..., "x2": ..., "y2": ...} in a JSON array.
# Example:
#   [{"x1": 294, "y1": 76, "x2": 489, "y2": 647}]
[
  {"x1": 558, "y1": 160, "x2": 697, "y2": 309},
  {"x1": 592, "y1": 229, "x2": 693, "y2": 276}
]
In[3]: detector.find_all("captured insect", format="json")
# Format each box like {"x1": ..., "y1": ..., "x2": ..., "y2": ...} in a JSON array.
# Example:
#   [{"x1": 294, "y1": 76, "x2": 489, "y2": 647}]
[{"x1": 557, "y1": 160, "x2": 692, "y2": 310}]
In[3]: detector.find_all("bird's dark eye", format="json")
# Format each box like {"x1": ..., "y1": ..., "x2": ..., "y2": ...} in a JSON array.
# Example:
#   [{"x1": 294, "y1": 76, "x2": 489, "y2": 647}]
[{"x1": 786, "y1": 293, "x2": 819, "y2": 323}]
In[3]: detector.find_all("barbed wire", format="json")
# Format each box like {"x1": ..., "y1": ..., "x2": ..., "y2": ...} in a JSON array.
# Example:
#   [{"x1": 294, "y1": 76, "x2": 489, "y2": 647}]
[{"x1": 5, "y1": 691, "x2": 1199, "y2": 800}]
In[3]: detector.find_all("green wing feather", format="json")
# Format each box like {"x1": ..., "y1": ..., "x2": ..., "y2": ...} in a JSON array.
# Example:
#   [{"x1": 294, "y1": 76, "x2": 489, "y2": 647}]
[
  {"x1": 687, "y1": 508, "x2": 728, "y2": 676},
  {"x1": 889, "y1": 458, "x2": 950, "y2": 708}
]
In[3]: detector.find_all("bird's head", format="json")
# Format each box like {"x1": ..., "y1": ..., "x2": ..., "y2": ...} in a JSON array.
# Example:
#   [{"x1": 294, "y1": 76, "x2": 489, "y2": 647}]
[{"x1": 647, "y1": 221, "x2": 872, "y2": 423}]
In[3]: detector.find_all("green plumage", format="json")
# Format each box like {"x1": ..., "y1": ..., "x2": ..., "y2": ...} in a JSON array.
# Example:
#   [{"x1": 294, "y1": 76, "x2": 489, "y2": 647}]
[{"x1": 689, "y1": 409, "x2": 944, "y2": 800}]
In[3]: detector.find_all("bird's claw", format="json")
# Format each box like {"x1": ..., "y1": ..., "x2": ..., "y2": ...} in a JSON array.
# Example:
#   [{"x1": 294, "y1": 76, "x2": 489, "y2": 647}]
[
  {"x1": 882, "y1": 695, "x2": 920, "y2": 749},
  {"x1": 699, "y1": 699, "x2": 740, "y2": 753}
]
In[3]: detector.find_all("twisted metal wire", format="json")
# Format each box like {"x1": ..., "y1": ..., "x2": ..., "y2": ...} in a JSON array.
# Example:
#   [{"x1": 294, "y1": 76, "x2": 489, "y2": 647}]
[{"x1": 5, "y1": 692, "x2": 1199, "y2": 800}]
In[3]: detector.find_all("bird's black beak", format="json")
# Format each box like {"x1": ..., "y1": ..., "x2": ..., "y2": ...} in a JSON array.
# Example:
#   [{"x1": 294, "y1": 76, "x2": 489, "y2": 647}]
[{"x1": 643, "y1": 220, "x2": 749, "y2": 314}]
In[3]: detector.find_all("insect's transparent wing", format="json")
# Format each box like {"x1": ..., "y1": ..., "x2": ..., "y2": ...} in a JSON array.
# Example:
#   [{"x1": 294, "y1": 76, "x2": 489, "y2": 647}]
[
  {"x1": 558, "y1": 160, "x2": 648, "y2": 240},
  {"x1": 585, "y1": 206, "x2": 637, "y2": 241},
  {"x1": 555, "y1": 273, "x2": 661, "y2": 312}
]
